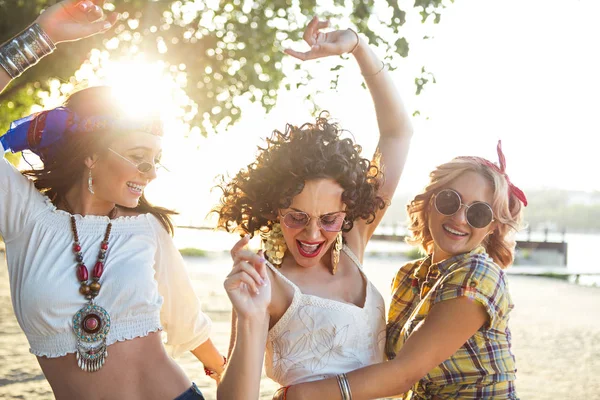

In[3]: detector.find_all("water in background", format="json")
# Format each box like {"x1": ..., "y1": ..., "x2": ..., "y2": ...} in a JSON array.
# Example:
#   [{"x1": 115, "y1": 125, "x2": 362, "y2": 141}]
[{"x1": 173, "y1": 229, "x2": 600, "y2": 286}]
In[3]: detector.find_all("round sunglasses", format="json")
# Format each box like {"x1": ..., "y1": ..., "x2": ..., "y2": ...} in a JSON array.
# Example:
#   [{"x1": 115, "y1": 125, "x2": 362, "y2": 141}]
[
  {"x1": 280, "y1": 210, "x2": 347, "y2": 232},
  {"x1": 108, "y1": 148, "x2": 161, "y2": 173},
  {"x1": 433, "y1": 189, "x2": 494, "y2": 229}
]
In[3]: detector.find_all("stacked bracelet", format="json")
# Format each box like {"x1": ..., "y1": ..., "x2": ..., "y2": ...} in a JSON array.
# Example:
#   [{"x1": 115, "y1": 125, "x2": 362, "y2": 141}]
[
  {"x1": 204, "y1": 355, "x2": 227, "y2": 379},
  {"x1": 0, "y1": 23, "x2": 56, "y2": 79},
  {"x1": 336, "y1": 373, "x2": 353, "y2": 400},
  {"x1": 348, "y1": 28, "x2": 360, "y2": 54},
  {"x1": 346, "y1": 28, "x2": 386, "y2": 78},
  {"x1": 362, "y1": 61, "x2": 386, "y2": 77}
]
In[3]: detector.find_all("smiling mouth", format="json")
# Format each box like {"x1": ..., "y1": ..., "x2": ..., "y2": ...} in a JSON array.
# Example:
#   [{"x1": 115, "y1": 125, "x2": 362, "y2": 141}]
[
  {"x1": 443, "y1": 224, "x2": 468, "y2": 237},
  {"x1": 126, "y1": 182, "x2": 145, "y2": 194},
  {"x1": 296, "y1": 240, "x2": 325, "y2": 258}
]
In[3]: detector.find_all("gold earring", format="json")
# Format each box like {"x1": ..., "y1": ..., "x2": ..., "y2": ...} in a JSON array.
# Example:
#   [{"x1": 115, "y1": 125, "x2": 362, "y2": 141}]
[
  {"x1": 261, "y1": 223, "x2": 287, "y2": 267},
  {"x1": 331, "y1": 232, "x2": 343, "y2": 275}
]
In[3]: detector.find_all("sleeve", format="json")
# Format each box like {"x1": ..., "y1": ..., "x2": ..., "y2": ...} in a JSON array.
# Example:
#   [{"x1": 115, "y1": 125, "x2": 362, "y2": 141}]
[
  {"x1": 150, "y1": 216, "x2": 212, "y2": 358},
  {"x1": 433, "y1": 255, "x2": 511, "y2": 329},
  {"x1": 390, "y1": 259, "x2": 420, "y2": 291},
  {"x1": 0, "y1": 142, "x2": 46, "y2": 242}
]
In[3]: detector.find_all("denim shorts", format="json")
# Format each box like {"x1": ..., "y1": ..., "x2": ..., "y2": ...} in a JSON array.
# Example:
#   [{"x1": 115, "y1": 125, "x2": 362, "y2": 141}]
[{"x1": 174, "y1": 382, "x2": 205, "y2": 400}]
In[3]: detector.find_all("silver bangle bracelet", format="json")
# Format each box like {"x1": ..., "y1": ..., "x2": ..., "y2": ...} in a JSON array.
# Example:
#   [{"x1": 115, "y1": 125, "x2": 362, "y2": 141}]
[
  {"x1": 337, "y1": 374, "x2": 346, "y2": 399},
  {"x1": 336, "y1": 373, "x2": 353, "y2": 400},
  {"x1": 342, "y1": 373, "x2": 353, "y2": 400},
  {"x1": 0, "y1": 23, "x2": 56, "y2": 79}
]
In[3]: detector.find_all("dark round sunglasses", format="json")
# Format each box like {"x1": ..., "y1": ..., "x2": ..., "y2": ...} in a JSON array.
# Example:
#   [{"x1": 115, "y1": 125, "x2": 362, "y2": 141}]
[
  {"x1": 434, "y1": 189, "x2": 494, "y2": 229},
  {"x1": 280, "y1": 210, "x2": 346, "y2": 232}
]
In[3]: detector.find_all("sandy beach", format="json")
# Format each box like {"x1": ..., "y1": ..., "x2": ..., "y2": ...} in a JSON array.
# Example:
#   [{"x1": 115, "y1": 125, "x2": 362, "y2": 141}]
[{"x1": 1, "y1": 252, "x2": 599, "y2": 400}]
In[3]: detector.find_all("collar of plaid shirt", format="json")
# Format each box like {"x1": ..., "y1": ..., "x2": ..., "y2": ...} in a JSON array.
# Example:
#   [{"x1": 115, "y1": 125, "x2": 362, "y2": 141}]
[{"x1": 411, "y1": 246, "x2": 487, "y2": 299}]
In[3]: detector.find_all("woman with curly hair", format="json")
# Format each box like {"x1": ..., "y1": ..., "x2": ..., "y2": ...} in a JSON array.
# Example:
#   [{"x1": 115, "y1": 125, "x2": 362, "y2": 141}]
[
  {"x1": 216, "y1": 17, "x2": 413, "y2": 399},
  {"x1": 256, "y1": 142, "x2": 526, "y2": 399}
]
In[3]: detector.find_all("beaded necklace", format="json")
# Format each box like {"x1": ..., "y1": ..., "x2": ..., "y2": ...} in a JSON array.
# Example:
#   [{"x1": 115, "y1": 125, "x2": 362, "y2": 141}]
[
  {"x1": 410, "y1": 255, "x2": 441, "y2": 299},
  {"x1": 65, "y1": 201, "x2": 117, "y2": 372}
]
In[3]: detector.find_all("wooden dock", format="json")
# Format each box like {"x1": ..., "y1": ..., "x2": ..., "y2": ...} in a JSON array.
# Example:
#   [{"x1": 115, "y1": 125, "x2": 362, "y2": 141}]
[{"x1": 370, "y1": 232, "x2": 569, "y2": 266}]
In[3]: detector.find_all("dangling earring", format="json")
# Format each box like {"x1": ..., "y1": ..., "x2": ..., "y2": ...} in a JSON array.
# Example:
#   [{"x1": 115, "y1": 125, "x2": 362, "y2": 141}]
[
  {"x1": 331, "y1": 232, "x2": 343, "y2": 275},
  {"x1": 88, "y1": 169, "x2": 94, "y2": 195},
  {"x1": 261, "y1": 223, "x2": 287, "y2": 267},
  {"x1": 484, "y1": 231, "x2": 493, "y2": 247}
]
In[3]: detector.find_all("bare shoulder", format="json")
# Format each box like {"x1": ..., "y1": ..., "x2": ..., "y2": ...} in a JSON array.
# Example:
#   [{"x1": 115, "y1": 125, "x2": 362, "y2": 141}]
[{"x1": 266, "y1": 265, "x2": 295, "y2": 329}]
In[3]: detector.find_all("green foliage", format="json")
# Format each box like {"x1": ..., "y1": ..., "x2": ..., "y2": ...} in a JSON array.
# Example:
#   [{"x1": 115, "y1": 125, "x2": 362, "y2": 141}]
[
  {"x1": 179, "y1": 247, "x2": 208, "y2": 257},
  {"x1": 523, "y1": 189, "x2": 600, "y2": 232},
  {"x1": 404, "y1": 246, "x2": 424, "y2": 260},
  {"x1": 415, "y1": 66, "x2": 436, "y2": 95},
  {"x1": 0, "y1": 0, "x2": 454, "y2": 137}
]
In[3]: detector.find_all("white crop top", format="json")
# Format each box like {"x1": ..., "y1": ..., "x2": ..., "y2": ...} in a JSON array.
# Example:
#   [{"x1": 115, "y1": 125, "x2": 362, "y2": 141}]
[
  {"x1": 265, "y1": 245, "x2": 387, "y2": 386},
  {"x1": 1, "y1": 143, "x2": 211, "y2": 358}
]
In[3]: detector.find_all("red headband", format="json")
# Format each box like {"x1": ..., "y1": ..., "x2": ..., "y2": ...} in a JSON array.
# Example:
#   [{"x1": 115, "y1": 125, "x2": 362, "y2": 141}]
[{"x1": 457, "y1": 140, "x2": 528, "y2": 207}]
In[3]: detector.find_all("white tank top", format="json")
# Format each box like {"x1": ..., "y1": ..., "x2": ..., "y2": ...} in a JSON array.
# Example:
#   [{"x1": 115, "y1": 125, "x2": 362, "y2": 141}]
[{"x1": 265, "y1": 245, "x2": 386, "y2": 386}]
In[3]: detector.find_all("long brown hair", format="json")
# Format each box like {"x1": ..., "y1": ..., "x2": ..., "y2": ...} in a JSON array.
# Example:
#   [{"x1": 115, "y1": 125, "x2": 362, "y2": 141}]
[{"x1": 21, "y1": 86, "x2": 176, "y2": 234}]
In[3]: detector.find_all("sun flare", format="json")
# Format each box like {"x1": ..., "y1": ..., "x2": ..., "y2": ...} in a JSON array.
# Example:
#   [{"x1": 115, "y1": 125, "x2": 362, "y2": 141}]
[{"x1": 103, "y1": 60, "x2": 176, "y2": 119}]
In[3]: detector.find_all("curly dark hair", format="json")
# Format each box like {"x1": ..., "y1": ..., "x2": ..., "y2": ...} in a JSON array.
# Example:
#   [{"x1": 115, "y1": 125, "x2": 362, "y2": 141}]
[{"x1": 214, "y1": 113, "x2": 386, "y2": 236}]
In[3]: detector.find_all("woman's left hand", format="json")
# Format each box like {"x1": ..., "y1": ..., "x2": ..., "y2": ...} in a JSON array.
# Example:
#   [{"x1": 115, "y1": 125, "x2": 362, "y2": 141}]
[
  {"x1": 207, "y1": 371, "x2": 222, "y2": 385},
  {"x1": 284, "y1": 16, "x2": 359, "y2": 61},
  {"x1": 204, "y1": 358, "x2": 226, "y2": 385}
]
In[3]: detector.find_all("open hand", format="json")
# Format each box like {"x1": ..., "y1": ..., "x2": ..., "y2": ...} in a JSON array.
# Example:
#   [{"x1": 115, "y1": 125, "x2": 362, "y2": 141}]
[
  {"x1": 36, "y1": 0, "x2": 118, "y2": 44},
  {"x1": 284, "y1": 16, "x2": 359, "y2": 61}
]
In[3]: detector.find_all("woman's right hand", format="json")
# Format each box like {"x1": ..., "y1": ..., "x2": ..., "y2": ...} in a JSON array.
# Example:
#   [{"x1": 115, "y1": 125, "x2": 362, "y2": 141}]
[
  {"x1": 36, "y1": 0, "x2": 118, "y2": 44},
  {"x1": 284, "y1": 16, "x2": 359, "y2": 61},
  {"x1": 224, "y1": 235, "x2": 271, "y2": 319}
]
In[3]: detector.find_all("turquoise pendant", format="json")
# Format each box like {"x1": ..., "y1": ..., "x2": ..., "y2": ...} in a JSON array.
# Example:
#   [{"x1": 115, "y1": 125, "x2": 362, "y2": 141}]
[{"x1": 72, "y1": 302, "x2": 110, "y2": 372}]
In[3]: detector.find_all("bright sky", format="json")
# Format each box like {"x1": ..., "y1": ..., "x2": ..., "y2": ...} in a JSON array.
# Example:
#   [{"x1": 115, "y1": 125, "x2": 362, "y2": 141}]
[
  {"x1": 406, "y1": 0, "x2": 600, "y2": 193},
  {"x1": 28, "y1": 0, "x2": 600, "y2": 224}
]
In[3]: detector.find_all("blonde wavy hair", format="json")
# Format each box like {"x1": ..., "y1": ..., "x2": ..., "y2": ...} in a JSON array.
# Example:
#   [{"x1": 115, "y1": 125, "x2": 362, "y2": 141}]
[{"x1": 407, "y1": 157, "x2": 524, "y2": 269}]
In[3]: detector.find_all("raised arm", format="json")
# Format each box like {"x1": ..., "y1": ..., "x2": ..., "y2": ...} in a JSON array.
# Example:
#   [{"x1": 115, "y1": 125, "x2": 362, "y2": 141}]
[
  {"x1": 1, "y1": 1, "x2": 117, "y2": 239},
  {"x1": 352, "y1": 36, "x2": 413, "y2": 237},
  {"x1": 284, "y1": 17, "x2": 413, "y2": 246},
  {"x1": 0, "y1": 0, "x2": 117, "y2": 95}
]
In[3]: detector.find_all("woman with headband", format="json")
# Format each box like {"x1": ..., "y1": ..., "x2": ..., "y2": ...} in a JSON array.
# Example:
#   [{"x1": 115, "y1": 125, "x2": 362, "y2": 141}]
[
  {"x1": 1, "y1": 2, "x2": 224, "y2": 399},
  {"x1": 226, "y1": 140, "x2": 526, "y2": 399}
]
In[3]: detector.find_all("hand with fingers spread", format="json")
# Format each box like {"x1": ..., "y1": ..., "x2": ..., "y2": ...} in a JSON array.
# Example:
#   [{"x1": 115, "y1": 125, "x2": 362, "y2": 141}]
[
  {"x1": 36, "y1": 0, "x2": 118, "y2": 44},
  {"x1": 224, "y1": 235, "x2": 271, "y2": 319},
  {"x1": 284, "y1": 16, "x2": 360, "y2": 61}
]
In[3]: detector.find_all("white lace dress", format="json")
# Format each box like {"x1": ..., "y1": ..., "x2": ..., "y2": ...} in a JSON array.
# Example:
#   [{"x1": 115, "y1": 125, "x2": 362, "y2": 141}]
[{"x1": 265, "y1": 245, "x2": 386, "y2": 386}]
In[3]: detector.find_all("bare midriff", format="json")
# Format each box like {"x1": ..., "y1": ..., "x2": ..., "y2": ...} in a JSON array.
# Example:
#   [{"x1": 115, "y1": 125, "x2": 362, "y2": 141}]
[{"x1": 37, "y1": 332, "x2": 192, "y2": 400}]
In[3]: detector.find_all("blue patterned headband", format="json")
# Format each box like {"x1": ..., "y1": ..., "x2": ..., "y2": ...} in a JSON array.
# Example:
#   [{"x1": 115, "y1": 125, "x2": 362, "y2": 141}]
[{"x1": 0, "y1": 107, "x2": 163, "y2": 163}]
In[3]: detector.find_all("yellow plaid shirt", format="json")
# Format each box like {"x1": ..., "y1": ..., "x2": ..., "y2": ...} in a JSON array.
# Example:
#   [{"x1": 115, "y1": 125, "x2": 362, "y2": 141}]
[{"x1": 386, "y1": 247, "x2": 518, "y2": 399}]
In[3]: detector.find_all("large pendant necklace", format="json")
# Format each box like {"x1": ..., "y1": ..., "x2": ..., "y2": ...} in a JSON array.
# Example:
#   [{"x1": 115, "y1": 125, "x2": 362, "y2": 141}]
[{"x1": 68, "y1": 207, "x2": 116, "y2": 372}]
